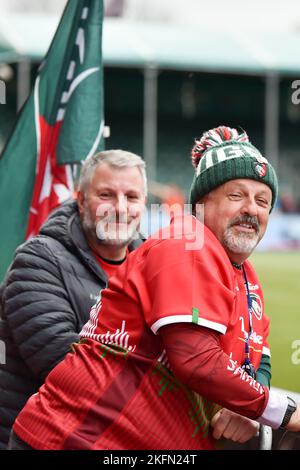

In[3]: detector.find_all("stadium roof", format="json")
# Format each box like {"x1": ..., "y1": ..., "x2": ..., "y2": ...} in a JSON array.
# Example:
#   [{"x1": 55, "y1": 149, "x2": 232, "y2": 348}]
[
  {"x1": 0, "y1": 31, "x2": 20, "y2": 63},
  {"x1": 0, "y1": 13, "x2": 300, "y2": 75}
]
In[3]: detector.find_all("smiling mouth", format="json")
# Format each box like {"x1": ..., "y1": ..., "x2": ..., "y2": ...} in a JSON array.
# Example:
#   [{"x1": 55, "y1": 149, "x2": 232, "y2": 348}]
[
  {"x1": 229, "y1": 215, "x2": 260, "y2": 234},
  {"x1": 233, "y1": 223, "x2": 257, "y2": 232},
  {"x1": 104, "y1": 222, "x2": 129, "y2": 228}
]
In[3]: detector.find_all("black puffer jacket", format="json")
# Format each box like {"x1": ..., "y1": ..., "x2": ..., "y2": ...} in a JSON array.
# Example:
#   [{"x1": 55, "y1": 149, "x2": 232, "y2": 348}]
[{"x1": 0, "y1": 200, "x2": 143, "y2": 449}]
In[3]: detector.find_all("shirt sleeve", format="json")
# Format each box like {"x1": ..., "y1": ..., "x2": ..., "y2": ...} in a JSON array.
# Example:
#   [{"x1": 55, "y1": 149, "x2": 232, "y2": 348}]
[
  {"x1": 256, "y1": 354, "x2": 271, "y2": 388},
  {"x1": 159, "y1": 323, "x2": 269, "y2": 420},
  {"x1": 144, "y1": 235, "x2": 236, "y2": 335}
]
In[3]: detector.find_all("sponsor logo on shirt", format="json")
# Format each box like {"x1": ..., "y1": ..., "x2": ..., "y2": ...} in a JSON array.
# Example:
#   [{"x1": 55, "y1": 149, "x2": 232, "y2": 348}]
[
  {"x1": 97, "y1": 320, "x2": 137, "y2": 352},
  {"x1": 248, "y1": 282, "x2": 259, "y2": 291},
  {"x1": 227, "y1": 357, "x2": 264, "y2": 393},
  {"x1": 239, "y1": 317, "x2": 263, "y2": 344}
]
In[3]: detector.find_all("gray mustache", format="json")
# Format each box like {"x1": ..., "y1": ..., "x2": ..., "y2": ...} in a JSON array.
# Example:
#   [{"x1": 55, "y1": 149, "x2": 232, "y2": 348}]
[{"x1": 229, "y1": 216, "x2": 260, "y2": 233}]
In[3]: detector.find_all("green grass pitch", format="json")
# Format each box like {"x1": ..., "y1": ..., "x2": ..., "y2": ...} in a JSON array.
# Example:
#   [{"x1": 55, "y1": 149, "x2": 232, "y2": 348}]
[{"x1": 250, "y1": 252, "x2": 300, "y2": 393}]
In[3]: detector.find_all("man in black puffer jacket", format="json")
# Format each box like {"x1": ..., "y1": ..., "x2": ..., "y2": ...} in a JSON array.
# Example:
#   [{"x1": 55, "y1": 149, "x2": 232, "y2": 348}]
[{"x1": 0, "y1": 149, "x2": 147, "y2": 449}]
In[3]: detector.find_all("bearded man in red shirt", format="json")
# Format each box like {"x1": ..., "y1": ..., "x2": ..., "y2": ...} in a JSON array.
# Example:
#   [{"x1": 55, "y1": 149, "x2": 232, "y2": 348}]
[{"x1": 8, "y1": 126, "x2": 300, "y2": 450}]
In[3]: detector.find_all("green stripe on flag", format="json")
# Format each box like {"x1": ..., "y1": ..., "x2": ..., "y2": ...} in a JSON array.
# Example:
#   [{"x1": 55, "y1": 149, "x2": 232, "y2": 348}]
[{"x1": 192, "y1": 307, "x2": 199, "y2": 324}]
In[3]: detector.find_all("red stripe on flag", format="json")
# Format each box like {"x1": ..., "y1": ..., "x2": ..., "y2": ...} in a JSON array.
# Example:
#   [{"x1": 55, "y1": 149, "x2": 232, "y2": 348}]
[{"x1": 26, "y1": 117, "x2": 73, "y2": 239}]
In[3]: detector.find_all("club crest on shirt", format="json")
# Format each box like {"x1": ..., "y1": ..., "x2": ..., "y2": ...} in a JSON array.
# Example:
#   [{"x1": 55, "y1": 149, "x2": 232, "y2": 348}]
[{"x1": 250, "y1": 292, "x2": 263, "y2": 320}]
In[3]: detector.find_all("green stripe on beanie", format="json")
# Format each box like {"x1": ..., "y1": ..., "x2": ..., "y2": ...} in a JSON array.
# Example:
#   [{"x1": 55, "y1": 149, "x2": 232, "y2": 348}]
[{"x1": 189, "y1": 128, "x2": 278, "y2": 211}]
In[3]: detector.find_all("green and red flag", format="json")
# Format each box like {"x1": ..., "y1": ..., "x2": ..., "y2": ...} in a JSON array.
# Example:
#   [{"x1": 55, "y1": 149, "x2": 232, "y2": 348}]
[{"x1": 0, "y1": 0, "x2": 104, "y2": 281}]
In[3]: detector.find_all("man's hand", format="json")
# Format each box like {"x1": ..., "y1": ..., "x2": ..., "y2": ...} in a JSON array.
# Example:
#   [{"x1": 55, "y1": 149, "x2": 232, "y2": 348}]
[{"x1": 211, "y1": 408, "x2": 260, "y2": 443}]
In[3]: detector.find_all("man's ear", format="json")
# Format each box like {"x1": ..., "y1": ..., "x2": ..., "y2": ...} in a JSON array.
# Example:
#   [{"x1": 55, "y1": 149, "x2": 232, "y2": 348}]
[{"x1": 77, "y1": 190, "x2": 85, "y2": 216}]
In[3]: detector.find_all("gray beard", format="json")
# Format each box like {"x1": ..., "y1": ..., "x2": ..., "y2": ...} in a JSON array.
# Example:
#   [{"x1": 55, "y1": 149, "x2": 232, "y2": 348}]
[
  {"x1": 81, "y1": 206, "x2": 139, "y2": 248},
  {"x1": 222, "y1": 227, "x2": 259, "y2": 254}
]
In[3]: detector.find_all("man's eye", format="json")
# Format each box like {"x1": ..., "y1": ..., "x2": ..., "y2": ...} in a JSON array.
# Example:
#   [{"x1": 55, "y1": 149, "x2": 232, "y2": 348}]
[
  {"x1": 229, "y1": 193, "x2": 242, "y2": 199},
  {"x1": 257, "y1": 198, "x2": 269, "y2": 207}
]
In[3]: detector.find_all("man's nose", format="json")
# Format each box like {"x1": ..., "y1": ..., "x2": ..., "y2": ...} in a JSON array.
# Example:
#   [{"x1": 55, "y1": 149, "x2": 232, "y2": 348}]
[
  {"x1": 241, "y1": 197, "x2": 258, "y2": 216},
  {"x1": 115, "y1": 194, "x2": 127, "y2": 213}
]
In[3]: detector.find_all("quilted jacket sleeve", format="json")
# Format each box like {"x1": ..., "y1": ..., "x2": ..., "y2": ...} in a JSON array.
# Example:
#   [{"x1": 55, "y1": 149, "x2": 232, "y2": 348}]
[{"x1": 4, "y1": 238, "x2": 79, "y2": 381}]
